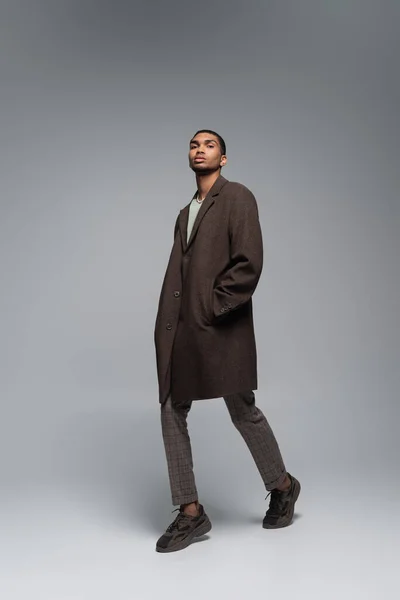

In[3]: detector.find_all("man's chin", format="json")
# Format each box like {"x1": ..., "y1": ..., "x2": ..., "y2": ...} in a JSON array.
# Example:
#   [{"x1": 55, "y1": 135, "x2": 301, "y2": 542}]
[{"x1": 190, "y1": 164, "x2": 217, "y2": 175}]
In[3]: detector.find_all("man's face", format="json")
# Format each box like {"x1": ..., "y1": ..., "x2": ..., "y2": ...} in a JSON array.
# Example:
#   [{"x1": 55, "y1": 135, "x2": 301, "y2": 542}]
[{"x1": 188, "y1": 132, "x2": 227, "y2": 173}]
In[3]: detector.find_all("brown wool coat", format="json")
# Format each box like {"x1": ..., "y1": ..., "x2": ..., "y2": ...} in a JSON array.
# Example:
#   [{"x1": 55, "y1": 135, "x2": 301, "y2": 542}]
[{"x1": 154, "y1": 175, "x2": 263, "y2": 406}]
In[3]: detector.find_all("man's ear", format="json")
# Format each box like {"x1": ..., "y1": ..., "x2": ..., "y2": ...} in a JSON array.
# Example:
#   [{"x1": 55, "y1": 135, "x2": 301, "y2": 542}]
[{"x1": 220, "y1": 155, "x2": 227, "y2": 167}]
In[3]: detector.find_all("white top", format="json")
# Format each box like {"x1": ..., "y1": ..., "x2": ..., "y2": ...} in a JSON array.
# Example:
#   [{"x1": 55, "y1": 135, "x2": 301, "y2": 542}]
[{"x1": 187, "y1": 197, "x2": 203, "y2": 243}]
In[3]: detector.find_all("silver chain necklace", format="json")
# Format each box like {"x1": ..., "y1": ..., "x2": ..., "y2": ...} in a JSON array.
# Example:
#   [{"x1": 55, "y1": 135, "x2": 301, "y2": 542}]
[{"x1": 196, "y1": 193, "x2": 205, "y2": 204}]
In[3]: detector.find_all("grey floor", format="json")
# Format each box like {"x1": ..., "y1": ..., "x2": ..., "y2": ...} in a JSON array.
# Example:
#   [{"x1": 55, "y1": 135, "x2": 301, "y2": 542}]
[{"x1": 1, "y1": 401, "x2": 398, "y2": 600}]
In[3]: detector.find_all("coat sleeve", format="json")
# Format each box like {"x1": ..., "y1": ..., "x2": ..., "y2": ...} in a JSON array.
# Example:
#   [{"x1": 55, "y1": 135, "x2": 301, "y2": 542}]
[
  {"x1": 174, "y1": 214, "x2": 180, "y2": 240},
  {"x1": 212, "y1": 186, "x2": 263, "y2": 321}
]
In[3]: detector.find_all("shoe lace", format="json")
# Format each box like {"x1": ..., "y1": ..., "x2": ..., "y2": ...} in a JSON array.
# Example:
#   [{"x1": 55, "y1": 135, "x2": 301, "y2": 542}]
[
  {"x1": 166, "y1": 509, "x2": 192, "y2": 533},
  {"x1": 265, "y1": 489, "x2": 287, "y2": 516}
]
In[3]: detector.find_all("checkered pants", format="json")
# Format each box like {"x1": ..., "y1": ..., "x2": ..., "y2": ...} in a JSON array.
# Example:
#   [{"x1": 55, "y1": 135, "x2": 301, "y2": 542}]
[{"x1": 161, "y1": 391, "x2": 287, "y2": 506}]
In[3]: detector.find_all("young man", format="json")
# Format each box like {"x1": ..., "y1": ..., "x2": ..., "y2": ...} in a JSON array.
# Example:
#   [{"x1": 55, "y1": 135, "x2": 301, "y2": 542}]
[{"x1": 154, "y1": 130, "x2": 300, "y2": 553}]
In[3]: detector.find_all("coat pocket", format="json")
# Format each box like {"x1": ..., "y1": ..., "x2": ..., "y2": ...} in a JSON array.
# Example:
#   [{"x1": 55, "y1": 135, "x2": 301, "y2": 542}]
[
  {"x1": 208, "y1": 280, "x2": 215, "y2": 325},
  {"x1": 205, "y1": 279, "x2": 215, "y2": 325}
]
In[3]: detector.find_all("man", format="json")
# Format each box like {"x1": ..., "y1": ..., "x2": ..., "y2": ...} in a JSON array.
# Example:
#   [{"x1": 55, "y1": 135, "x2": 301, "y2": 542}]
[{"x1": 154, "y1": 130, "x2": 300, "y2": 553}]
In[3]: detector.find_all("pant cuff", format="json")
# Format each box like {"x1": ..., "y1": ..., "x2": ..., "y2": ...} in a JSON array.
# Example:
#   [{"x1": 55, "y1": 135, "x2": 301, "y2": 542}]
[
  {"x1": 265, "y1": 469, "x2": 287, "y2": 491},
  {"x1": 172, "y1": 492, "x2": 199, "y2": 506}
]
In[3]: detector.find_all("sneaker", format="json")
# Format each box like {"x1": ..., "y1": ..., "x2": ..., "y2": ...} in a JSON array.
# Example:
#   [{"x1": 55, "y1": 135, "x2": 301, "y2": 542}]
[
  {"x1": 156, "y1": 504, "x2": 212, "y2": 553},
  {"x1": 263, "y1": 473, "x2": 301, "y2": 529}
]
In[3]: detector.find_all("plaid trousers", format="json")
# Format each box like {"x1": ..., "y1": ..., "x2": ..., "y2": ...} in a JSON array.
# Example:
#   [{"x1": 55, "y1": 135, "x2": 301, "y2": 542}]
[{"x1": 161, "y1": 391, "x2": 287, "y2": 506}]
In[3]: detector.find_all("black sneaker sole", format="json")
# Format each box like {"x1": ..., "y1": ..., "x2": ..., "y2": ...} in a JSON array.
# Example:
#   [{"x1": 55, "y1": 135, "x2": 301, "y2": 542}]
[
  {"x1": 155, "y1": 517, "x2": 212, "y2": 553},
  {"x1": 263, "y1": 477, "x2": 301, "y2": 529}
]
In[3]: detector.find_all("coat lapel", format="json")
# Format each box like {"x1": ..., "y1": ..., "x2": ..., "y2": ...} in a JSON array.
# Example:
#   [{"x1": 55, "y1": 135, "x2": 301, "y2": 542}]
[{"x1": 179, "y1": 175, "x2": 228, "y2": 253}]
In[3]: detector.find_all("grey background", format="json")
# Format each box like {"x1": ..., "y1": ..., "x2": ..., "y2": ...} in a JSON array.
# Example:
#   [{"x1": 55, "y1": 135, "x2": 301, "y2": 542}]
[{"x1": 0, "y1": 1, "x2": 399, "y2": 598}]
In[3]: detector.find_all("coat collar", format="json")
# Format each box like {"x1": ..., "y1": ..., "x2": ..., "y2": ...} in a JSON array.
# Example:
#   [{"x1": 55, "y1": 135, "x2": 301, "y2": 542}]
[{"x1": 179, "y1": 175, "x2": 229, "y2": 252}]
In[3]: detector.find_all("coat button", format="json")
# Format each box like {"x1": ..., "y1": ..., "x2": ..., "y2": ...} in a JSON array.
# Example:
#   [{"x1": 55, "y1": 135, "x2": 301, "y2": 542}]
[
  {"x1": 166, "y1": 323, "x2": 172, "y2": 330},
  {"x1": 174, "y1": 291, "x2": 180, "y2": 298},
  {"x1": 220, "y1": 308, "x2": 225, "y2": 313}
]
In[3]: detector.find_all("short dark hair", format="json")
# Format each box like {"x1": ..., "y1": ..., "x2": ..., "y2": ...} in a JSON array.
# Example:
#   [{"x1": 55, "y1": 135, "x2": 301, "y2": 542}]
[{"x1": 192, "y1": 129, "x2": 226, "y2": 155}]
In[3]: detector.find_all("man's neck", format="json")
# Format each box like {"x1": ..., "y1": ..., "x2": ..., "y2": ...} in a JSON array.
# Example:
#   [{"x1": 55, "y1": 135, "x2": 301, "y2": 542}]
[{"x1": 195, "y1": 171, "x2": 221, "y2": 200}]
